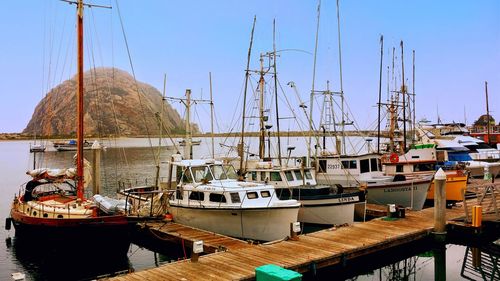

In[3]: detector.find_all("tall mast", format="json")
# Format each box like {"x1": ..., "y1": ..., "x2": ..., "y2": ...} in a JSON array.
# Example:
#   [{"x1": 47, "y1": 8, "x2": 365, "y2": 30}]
[
  {"x1": 258, "y1": 54, "x2": 266, "y2": 159},
  {"x1": 485, "y1": 81, "x2": 491, "y2": 144},
  {"x1": 184, "y1": 89, "x2": 192, "y2": 159},
  {"x1": 412, "y1": 50, "x2": 416, "y2": 143},
  {"x1": 209, "y1": 72, "x2": 215, "y2": 159},
  {"x1": 76, "y1": 0, "x2": 85, "y2": 200},
  {"x1": 309, "y1": 0, "x2": 321, "y2": 163},
  {"x1": 377, "y1": 35, "x2": 384, "y2": 154},
  {"x1": 336, "y1": 0, "x2": 346, "y2": 154},
  {"x1": 400, "y1": 40, "x2": 406, "y2": 152},
  {"x1": 239, "y1": 16, "x2": 256, "y2": 176},
  {"x1": 273, "y1": 19, "x2": 282, "y2": 164}
]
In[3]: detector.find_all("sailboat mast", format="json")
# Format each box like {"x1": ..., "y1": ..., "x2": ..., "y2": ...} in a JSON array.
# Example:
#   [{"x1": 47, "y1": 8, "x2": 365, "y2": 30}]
[
  {"x1": 485, "y1": 81, "x2": 491, "y2": 144},
  {"x1": 310, "y1": 0, "x2": 321, "y2": 163},
  {"x1": 209, "y1": 72, "x2": 215, "y2": 159},
  {"x1": 76, "y1": 0, "x2": 85, "y2": 200}
]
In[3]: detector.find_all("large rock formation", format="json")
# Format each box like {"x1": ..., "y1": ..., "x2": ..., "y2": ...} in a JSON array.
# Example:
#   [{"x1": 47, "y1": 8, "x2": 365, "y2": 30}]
[{"x1": 23, "y1": 68, "x2": 191, "y2": 137}]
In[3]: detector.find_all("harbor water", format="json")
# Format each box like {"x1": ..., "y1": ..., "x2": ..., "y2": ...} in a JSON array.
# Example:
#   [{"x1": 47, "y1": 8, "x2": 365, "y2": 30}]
[{"x1": 0, "y1": 138, "x2": 498, "y2": 280}]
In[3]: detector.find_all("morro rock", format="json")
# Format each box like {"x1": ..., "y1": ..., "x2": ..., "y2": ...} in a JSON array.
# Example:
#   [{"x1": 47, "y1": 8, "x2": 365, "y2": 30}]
[{"x1": 23, "y1": 68, "x2": 189, "y2": 137}]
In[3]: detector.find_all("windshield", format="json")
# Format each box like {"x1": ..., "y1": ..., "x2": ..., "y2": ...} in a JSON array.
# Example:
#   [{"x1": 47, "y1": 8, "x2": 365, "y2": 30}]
[
  {"x1": 191, "y1": 166, "x2": 213, "y2": 182},
  {"x1": 210, "y1": 164, "x2": 238, "y2": 180}
]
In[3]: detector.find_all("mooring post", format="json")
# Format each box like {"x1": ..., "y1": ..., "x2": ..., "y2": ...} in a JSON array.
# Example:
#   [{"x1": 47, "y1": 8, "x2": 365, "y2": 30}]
[
  {"x1": 290, "y1": 222, "x2": 301, "y2": 241},
  {"x1": 191, "y1": 240, "x2": 203, "y2": 263},
  {"x1": 434, "y1": 168, "x2": 447, "y2": 236},
  {"x1": 91, "y1": 140, "x2": 102, "y2": 195}
]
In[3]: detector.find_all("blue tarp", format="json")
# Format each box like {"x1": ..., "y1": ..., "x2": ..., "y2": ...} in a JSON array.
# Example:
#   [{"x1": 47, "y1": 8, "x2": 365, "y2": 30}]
[{"x1": 447, "y1": 152, "x2": 472, "y2": 161}]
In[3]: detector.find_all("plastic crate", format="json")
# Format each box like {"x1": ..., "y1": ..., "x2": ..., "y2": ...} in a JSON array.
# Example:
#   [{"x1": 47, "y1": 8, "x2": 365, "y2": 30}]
[{"x1": 255, "y1": 264, "x2": 302, "y2": 281}]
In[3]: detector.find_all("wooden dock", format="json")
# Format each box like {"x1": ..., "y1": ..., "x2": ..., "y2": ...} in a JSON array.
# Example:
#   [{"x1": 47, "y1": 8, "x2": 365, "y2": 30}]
[{"x1": 107, "y1": 206, "x2": 468, "y2": 281}]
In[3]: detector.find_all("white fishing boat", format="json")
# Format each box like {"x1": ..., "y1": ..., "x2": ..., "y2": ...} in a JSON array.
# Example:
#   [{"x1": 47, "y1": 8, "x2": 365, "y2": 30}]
[
  {"x1": 243, "y1": 159, "x2": 363, "y2": 225},
  {"x1": 166, "y1": 156, "x2": 300, "y2": 241},
  {"x1": 315, "y1": 153, "x2": 432, "y2": 210}
]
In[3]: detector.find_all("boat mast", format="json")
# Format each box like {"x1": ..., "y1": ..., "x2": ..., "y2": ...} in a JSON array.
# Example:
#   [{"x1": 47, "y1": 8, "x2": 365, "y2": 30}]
[
  {"x1": 377, "y1": 35, "x2": 384, "y2": 154},
  {"x1": 272, "y1": 19, "x2": 282, "y2": 164},
  {"x1": 258, "y1": 54, "x2": 266, "y2": 159},
  {"x1": 309, "y1": 0, "x2": 321, "y2": 164},
  {"x1": 76, "y1": 0, "x2": 85, "y2": 200},
  {"x1": 400, "y1": 40, "x2": 407, "y2": 152},
  {"x1": 209, "y1": 72, "x2": 215, "y2": 159},
  {"x1": 485, "y1": 81, "x2": 491, "y2": 144},
  {"x1": 336, "y1": 0, "x2": 346, "y2": 155},
  {"x1": 239, "y1": 16, "x2": 256, "y2": 176}
]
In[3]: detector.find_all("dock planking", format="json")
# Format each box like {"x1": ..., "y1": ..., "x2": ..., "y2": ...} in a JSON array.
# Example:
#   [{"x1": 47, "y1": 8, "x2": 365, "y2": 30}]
[{"x1": 108, "y1": 204, "x2": 474, "y2": 281}]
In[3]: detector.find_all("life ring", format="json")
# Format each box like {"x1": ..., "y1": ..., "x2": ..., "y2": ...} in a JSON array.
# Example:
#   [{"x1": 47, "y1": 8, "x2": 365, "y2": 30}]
[{"x1": 389, "y1": 153, "x2": 399, "y2": 163}]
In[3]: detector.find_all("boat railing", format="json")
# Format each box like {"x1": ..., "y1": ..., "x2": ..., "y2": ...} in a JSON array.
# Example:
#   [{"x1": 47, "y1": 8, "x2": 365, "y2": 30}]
[
  {"x1": 123, "y1": 189, "x2": 173, "y2": 218},
  {"x1": 118, "y1": 177, "x2": 168, "y2": 189},
  {"x1": 462, "y1": 181, "x2": 500, "y2": 223}
]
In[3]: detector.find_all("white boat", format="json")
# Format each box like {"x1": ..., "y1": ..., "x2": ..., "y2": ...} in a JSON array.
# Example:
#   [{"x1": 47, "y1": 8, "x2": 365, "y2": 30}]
[
  {"x1": 53, "y1": 140, "x2": 92, "y2": 151},
  {"x1": 29, "y1": 143, "x2": 46, "y2": 153},
  {"x1": 243, "y1": 159, "x2": 363, "y2": 225},
  {"x1": 315, "y1": 153, "x2": 432, "y2": 210},
  {"x1": 166, "y1": 156, "x2": 300, "y2": 241}
]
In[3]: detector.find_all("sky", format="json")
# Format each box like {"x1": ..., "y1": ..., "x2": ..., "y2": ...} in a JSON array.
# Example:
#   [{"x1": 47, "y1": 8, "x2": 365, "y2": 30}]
[{"x1": 0, "y1": 0, "x2": 498, "y2": 134}]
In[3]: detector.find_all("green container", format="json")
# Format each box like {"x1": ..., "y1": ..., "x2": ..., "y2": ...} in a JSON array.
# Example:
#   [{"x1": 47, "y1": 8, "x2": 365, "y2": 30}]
[{"x1": 255, "y1": 264, "x2": 302, "y2": 281}]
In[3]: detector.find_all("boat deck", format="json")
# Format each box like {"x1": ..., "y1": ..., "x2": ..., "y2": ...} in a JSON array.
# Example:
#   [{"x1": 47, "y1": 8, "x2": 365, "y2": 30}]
[{"x1": 108, "y1": 205, "x2": 468, "y2": 281}]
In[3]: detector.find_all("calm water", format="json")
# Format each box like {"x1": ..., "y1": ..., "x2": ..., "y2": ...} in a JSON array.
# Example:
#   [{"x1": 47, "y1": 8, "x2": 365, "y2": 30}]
[{"x1": 1, "y1": 138, "x2": 498, "y2": 280}]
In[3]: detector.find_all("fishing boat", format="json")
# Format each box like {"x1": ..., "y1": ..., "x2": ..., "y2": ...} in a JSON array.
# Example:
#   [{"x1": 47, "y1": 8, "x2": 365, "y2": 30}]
[
  {"x1": 8, "y1": 0, "x2": 132, "y2": 255},
  {"x1": 166, "y1": 156, "x2": 300, "y2": 241},
  {"x1": 315, "y1": 153, "x2": 433, "y2": 210},
  {"x1": 53, "y1": 139, "x2": 92, "y2": 151},
  {"x1": 243, "y1": 159, "x2": 363, "y2": 225},
  {"x1": 382, "y1": 143, "x2": 468, "y2": 204},
  {"x1": 178, "y1": 139, "x2": 201, "y2": 146}
]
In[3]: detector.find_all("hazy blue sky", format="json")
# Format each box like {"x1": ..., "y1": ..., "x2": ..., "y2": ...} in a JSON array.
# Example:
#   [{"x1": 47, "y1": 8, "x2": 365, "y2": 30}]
[{"x1": 0, "y1": 1, "x2": 498, "y2": 133}]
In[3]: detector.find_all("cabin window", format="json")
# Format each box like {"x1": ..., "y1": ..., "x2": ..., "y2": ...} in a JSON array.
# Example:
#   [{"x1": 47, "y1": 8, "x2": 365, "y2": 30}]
[
  {"x1": 223, "y1": 165, "x2": 238, "y2": 180},
  {"x1": 209, "y1": 193, "x2": 227, "y2": 203},
  {"x1": 341, "y1": 160, "x2": 357, "y2": 169},
  {"x1": 230, "y1": 192, "x2": 241, "y2": 203},
  {"x1": 294, "y1": 170, "x2": 303, "y2": 180},
  {"x1": 57, "y1": 215, "x2": 64, "y2": 219},
  {"x1": 182, "y1": 169, "x2": 193, "y2": 183},
  {"x1": 191, "y1": 166, "x2": 213, "y2": 182},
  {"x1": 304, "y1": 170, "x2": 313, "y2": 179},
  {"x1": 370, "y1": 158, "x2": 378, "y2": 172},
  {"x1": 360, "y1": 159, "x2": 370, "y2": 173},
  {"x1": 211, "y1": 165, "x2": 227, "y2": 180},
  {"x1": 247, "y1": 192, "x2": 258, "y2": 199},
  {"x1": 318, "y1": 160, "x2": 327, "y2": 172},
  {"x1": 270, "y1": 172, "x2": 282, "y2": 181},
  {"x1": 260, "y1": 191, "x2": 271, "y2": 198},
  {"x1": 43, "y1": 213, "x2": 48, "y2": 218},
  {"x1": 250, "y1": 171, "x2": 257, "y2": 181},
  {"x1": 189, "y1": 191, "x2": 205, "y2": 201},
  {"x1": 285, "y1": 171, "x2": 294, "y2": 181},
  {"x1": 396, "y1": 165, "x2": 403, "y2": 173}
]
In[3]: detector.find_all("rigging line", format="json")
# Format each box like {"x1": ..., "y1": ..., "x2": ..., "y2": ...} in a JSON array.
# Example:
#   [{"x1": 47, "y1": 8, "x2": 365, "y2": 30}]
[{"x1": 114, "y1": 0, "x2": 156, "y2": 164}]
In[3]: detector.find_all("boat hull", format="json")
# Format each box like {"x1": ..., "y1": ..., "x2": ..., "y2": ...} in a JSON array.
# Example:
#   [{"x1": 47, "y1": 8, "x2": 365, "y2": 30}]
[
  {"x1": 298, "y1": 194, "x2": 360, "y2": 225},
  {"x1": 365, "y1": 178, "x2": 432, "y2": 210},
  {"x1": 427, "y1": 173, "x2": 468, "y2": 202},
  {"x1": 167, "y1": 205, "x2": 299, "y2": 241},
  {"x1": 10, "y1": 208, "x2": 132, "y2": 256}
]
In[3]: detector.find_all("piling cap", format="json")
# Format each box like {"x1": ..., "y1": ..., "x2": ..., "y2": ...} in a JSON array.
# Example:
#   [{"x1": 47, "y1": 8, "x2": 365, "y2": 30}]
[
  {"x1": 435, "y1": 168, "x2": 447, "y2": 180},
  {"x1": 91, "y1": 140, "x2": 102, "y2": 149}
]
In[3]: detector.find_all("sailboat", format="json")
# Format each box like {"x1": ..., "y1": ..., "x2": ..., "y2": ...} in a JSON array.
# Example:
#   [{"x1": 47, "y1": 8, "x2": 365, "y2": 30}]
[{"x1": 8, "y1": 0, "x2": 132, "y2": 254}]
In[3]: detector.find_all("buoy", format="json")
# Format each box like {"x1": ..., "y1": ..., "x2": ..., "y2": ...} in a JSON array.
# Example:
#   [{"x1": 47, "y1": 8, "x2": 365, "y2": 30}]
[
  {"x1": 389, "y1": 153, "x2": 399, "y2": 163},
  {"x1": 165, "y1": 213, "x2": 173, "y2": 222}
]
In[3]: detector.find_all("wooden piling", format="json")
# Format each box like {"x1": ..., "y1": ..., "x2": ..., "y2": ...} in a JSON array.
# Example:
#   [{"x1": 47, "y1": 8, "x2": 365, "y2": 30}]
[{"x1": 434, "y1": 168, "x2": 447, "y2": 234}]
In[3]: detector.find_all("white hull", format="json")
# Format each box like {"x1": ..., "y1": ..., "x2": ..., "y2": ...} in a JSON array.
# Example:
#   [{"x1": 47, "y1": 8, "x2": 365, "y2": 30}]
[
  {"x1": 168, "y1": 205, "x2": 299, "y2": 241},
  {"x1": 298, "y1": 196, "x2": 357, "y2": 225},
  {"x1": 365, "y1": 179, "x2": 431, "y2": 210}
]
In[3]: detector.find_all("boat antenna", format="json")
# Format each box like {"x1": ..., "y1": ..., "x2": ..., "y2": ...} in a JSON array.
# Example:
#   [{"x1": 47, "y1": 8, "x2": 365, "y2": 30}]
[
  {"x1": 239, "y1": 16, "x2": 256, "y2": 177},
  {"x1": 377, "y1": 35, "x2": 384, "y2": 154},
  {"x1": 485, "y1": 81, "x2": 491, "y2": 145},
  {"x1": 63, "y1": 0, "x2": 110, "y2": 200},
  {"x1": 309, "y1": 0, "x2": 321, "y2": 164},
  {"x1": 273, "y1": 19, "x2": 282, "y2": 164}
]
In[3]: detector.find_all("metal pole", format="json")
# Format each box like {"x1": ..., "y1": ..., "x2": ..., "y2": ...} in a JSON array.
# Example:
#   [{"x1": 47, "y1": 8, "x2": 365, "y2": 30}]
[
  {"x1": 400, "y1": 40, "x2": 407, "y2": 152},
  {"x1": 309, "y1": 0, "x2": 321, "y2": 164},
  {"x1": 273, "y1": 19, "x2": 282, "y2": 164},
  {"x1": 336, "y1": 0, "x2": 346, "y2": 154},
  {"x1": 209, "y1": 72, "x2": 215, "y2": 159},
  {"x1": 485, "y1": 81, "x2": 491, "y2": 145}
]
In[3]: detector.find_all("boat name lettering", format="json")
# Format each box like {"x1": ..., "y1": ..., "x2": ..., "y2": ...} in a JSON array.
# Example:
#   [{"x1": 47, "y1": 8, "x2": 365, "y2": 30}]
[
  {"x1": 383, "y1": 186, "x2": 418, "y2": 193},
  {"x1": 338, "y1": 197, "x2": 356, "y2": 202}
]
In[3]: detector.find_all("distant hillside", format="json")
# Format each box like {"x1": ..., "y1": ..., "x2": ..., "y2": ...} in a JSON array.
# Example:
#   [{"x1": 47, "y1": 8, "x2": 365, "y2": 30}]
[{"x1": 23, "y1": 68, "x2": 193, "y2": 137}]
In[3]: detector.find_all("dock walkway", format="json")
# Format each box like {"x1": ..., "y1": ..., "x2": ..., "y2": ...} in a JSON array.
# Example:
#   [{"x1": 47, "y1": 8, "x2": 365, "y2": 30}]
[{"x1": 109, "y1": 206, "x2": 466, "y2": 281}]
